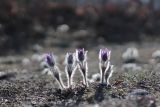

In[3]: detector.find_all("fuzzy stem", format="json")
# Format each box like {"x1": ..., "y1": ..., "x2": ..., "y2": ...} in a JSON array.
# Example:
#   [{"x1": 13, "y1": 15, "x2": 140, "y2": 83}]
[
  {"x1": 82, "y1": 71, "x2": 88, "y2": 87},
  {"x1": 57, "y1": 77, "x2": 65, "y2": 89},
  {"x1": 105, "y1": 65, "x2": 113, "y2": 86},
  {"x1": 105, "y1": 72, "x2": 110, "y2": 85},
  {"x1": 81, "y1": 68, "x2": 87, "y2": 86},
  {"x1": 101, "y1": 72, "x2": 104, "y2": 84},
  {"x1": 107, "y1": 78, "x2": 110, "y2": 85},
  {"x1": 84, "y1": 75, "x2": 88, "y2": 87},
  {"x1": 68, "y1": 75, "x2": 72, "y2": 88},
  {"x1": 66, "y1": 65, "x2": 73, "y2": 88},
  {"x1": 51, "y1": 66, "x2": 65, "y2": 89},
  {"x1": 100, "y1": 66, "x2": 106, "y2": 84},
  {"x1": 79, "y1": 62, "x2": 88, "y2": 87}
]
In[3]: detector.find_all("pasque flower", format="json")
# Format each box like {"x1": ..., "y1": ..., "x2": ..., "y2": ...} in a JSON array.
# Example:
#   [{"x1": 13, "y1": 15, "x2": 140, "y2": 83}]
[
  {"x1": 76, "y1": 48, "x2": 88, "y2": 86},
  {"x1": 46, "y1": 53, "x2": 55, "y2": 67},
  {"x1": 99, "y1": 48, "x2": 111, "y2": 84},
  {"x1": 99, "y1": 48, "x2": 111, "y2": 62},
  {"x1": 76, "y1": 48, "x2": 86, "y2": 62},
  {"x1": 65, "y1": 52, "x2": 77, "y2": 88},
  {"x1": 45, "y1": 53, "x2": 65, "y2": 89}
]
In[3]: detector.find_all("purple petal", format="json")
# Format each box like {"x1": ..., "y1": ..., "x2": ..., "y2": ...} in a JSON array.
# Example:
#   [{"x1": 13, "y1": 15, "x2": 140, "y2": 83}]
[
  {"x1": 78, "y1": 49, "x2": 85, "y2": 61},
  {"x1": 100, "y1": 48, "x2": 111, "y2": 61},
  {"x1": 45, "y1": 53, "x2": 55, "y2": 67}
]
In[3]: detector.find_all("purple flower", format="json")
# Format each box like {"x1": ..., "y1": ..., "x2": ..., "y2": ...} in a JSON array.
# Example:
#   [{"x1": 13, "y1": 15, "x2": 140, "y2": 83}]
[
  {"x1": 99, "y1": 49, "x2": 111, "y2": 62},
  {"x1": 76, "y1": 48, "x2": 87, "y2": 62},
  {"x1": 45, "y1": 53, "x2": 55, "y2": 67},
  {"x1": 76, "y1": 48, "x2": 88, "y2": 86},
  {"x1": 99, "y1": 48, "x2": 111, "y2": 84},
  {"x1": 65, "y1": 52, "x2": 77, "y2": 87}
]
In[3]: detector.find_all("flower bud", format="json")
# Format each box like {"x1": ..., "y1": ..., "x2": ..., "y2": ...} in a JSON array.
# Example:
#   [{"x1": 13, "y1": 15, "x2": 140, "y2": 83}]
[
  {"x1": 66, "y1": 53, "x2": 74, "y2": 65},
  {"x1": 45, "y1": 53, "x2": 55, "y2": 67},
  {"x1": 76, "y1": 48, "x2": 87, "y2": 62},
  {"x1": 99, "y1": 49, "x2": 111, "y2": 62}
]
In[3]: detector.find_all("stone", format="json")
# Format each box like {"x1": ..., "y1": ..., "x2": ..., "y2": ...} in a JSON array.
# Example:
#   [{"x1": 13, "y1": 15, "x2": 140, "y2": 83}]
[{"x1": 122, "y1": 47, "x2": 139, "y2": 63}]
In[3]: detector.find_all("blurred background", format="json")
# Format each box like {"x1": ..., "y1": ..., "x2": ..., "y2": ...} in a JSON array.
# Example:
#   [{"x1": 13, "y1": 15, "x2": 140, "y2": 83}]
[{"x1": 0, "y1": 0, "x2": 160, "y2": 55}]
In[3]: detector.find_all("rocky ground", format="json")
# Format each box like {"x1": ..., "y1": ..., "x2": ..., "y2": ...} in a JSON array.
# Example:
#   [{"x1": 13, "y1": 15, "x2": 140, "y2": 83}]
[{"x1": 0, "y1": 33, "x2": 160, "y2": 107}]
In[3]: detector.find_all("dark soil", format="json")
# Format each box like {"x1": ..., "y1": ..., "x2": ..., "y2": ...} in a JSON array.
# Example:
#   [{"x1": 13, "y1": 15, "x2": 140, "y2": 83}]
[{"x1": 0, "y1": 41, "x2": 160, "y2": 107}]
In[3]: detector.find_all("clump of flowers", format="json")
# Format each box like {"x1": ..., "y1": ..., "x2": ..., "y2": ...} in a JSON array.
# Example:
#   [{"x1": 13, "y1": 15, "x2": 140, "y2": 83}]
[{"x1": 43, "y1": 48, "x2": 114, "y2": 89}]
